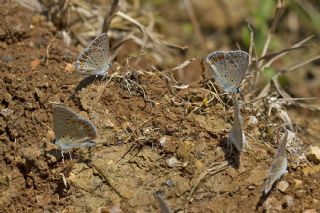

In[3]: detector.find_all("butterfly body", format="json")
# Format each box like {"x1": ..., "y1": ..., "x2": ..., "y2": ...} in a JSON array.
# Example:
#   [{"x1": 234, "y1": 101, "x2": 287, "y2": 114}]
[
  {"x1": 76, "y1": 33, "x2": 112, "y2": 76},
  {"x1": 53, "y1": 105, "x2": 97, "y2": 150},
  {"x1": 206, "y1": 50, "x2": 249, "y2": 93}
]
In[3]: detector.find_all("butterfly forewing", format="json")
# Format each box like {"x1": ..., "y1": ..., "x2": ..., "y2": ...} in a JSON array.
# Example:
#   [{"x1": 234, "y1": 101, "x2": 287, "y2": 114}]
[
  {"x1": 53, "y1": 105, "x2": 97, "y2": 149},
  {"x1": 264, "y1": 131, "x2": 288, "y2": 194},
  {"x1": 76, "y1": 33, "x2": 110, "y2": 76},
  {"x1": 225, "y1": 51, "x2": 248, "y2": 90},
  {"x1": 264, "y1": 158, "x2": 287, "y2": 194},
  {"x1": 206, "y1": 50, "x2": 249, "y2": 93},
  {"x1": 88, "y1": 33, "x2": 109, "y2": 68}
]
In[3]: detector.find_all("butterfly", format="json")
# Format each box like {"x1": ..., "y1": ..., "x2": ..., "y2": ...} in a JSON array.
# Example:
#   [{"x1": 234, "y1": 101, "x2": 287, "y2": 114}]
[
  {"x1": 76, "y1": 33, "x2": 112, "y2": 76},
  {"x1": 228, "y1": 94, "x2": 247, "y2": 152},
  {"x1": 206, "y1": 50, "x2": 249, "y2": 93},
  {"x1": 53, "y1": 105, "x2": 97, "y2": 159},
  {"x1": 264, "y1": 130, "x2": 288, "y2": 194}
]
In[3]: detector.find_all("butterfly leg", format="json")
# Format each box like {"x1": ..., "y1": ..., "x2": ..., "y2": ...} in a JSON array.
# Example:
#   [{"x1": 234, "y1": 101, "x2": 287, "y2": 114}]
[
  {"x1": 61, "y1": 150, "x2": 65, "y2": 164},
  {"x1": 100, "y1": 73, "x2": 108, "y2": 81},
  {"x1": 68, "y1": 150, "x2": 72, "y2": 160}
]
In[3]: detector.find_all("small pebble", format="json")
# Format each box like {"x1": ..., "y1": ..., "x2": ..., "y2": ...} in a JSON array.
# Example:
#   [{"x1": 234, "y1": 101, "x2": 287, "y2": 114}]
[
  {"x1": 165, "y1": 179, "x2": 174, "y2": 187},
  {"x1": 293, "y1": 179, "x2": 303, "y2": 188},
  {"x1": 303, "y1": 209, "x2": 317, "y2": 213},
  {"x1": 282, "y1": 195, "x2": 294, "y2": 208},
  {"x1": 303, "y1": 165, "x2": 320, "y2": 175},
  {"x1": 159, "y1": 137, "x2": 166, "y2": 147},
  {"x1": 34, "y1": 88, "x2": 43, "y2": 99},
  {"x1": 264, "y1": 197, "x2": 282, "y2": 211},
  {"x1": 97, "y1": 205, "x2": 123, "y2": 213},
  {"x1": 248, "y1": 115, "x2": 258, "y2": 126},
  {"x1": 248, "y1": 185, "x2": 255, "y2": 190},
  {"x1": 46, "y1": 130, "x2": 55, "y2": 143},
  {"x1": 0, "y1": 108, "x2": 13, "y2": 117},
  {"x1": 1, "y1": 55, "x2": 14, "y2": 63},
  {"x1": 306, "y1": 145, "x2": 320, "y2": 164},
  {"x1": 166, "y1": 157, "x2": 180, "y2": 168},
  {"x1": 277, "y1": 180, "x2": 289, "y2": 192},
  {"x1": 25, "y1": 102, "x2": 34, "y2": 110}
]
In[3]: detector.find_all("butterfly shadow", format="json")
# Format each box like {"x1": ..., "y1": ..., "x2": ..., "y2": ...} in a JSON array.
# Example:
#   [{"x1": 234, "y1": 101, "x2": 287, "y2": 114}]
[
  {"x1": 218, "y1": 137, "x2": 241, "y2": 169},
  {"x1": 16, "y1": 157, "x2": 36, "y2": 179},
  {"x1": 53, "y1": 174, "x2": 69, "y2": 198},
  {"x1": 44, "y1": 148, "x2": 74, "y2": 197},
  {"x1": 255, "y1": 189, "x2": 272, "y2": 210},
  {"x1": 46, "y1": 148, "x2": 73, "y2": 165},
  {"x1": 46, "y1": 146, "x2": 95, "y2": 165},
  {"x1": 68, "y1": 75, "x2": 105, "y2": 100},
  {"x1": 74, "y1": 147, "x2": 96, "y2": 164}
]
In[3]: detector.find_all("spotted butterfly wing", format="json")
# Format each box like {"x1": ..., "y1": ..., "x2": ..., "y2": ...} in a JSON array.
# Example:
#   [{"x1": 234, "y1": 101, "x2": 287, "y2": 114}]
[
  {"x1": 228, "y1": 94, "x2": 247, "y2": 151},
  {"x1": 264, "y1": 131, "x2": 288, "y2": 194},
  {"x1": 53, "y1": 105, "x2": 97, "y2": 149},
  {"x1": 206, "y1": 50, "x2": 249, "y2": 93},
  {"x1": 76, "y1": 33, "x2": 111, "y2": 76}
]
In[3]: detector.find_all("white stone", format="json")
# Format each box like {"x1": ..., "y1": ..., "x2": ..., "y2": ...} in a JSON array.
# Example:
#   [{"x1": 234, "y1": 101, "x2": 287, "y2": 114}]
[
  {"x1": 248, "y1": 115, "x2": 258, "y2": 126},
  {"x1": 306, "y1": 145, "x2": 320, "y2": 164},
  {"x1": 303, "y1": 209, "x2": 317, "y2": 213},
  {"x1": 277, "y1": 180, "x2": 289, "y2": 192},
  {"x1": 293, "y1": 179, "x2": 303, "y2": 188},
  {"x1": 159, "y1": 137, "x2": 167, "y2": 147},
  {"x1": 282, "y1": 195, "x2": 294, "y2": 207},
  {"x1": 166, "y1": 157, "x2": 180, "y2": 168}
]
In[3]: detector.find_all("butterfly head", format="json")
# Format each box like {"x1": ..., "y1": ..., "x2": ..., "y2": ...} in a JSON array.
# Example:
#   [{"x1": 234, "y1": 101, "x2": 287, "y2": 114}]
[
  {"x1": 107, "y1": 62, "x2": 112, "y2": 70},
  {"x1": 222, "y1": 85, "x2": 241, "y2": 94},
  {"x1": 95, "y1": 62, "x2": 112, "y2": 76}
]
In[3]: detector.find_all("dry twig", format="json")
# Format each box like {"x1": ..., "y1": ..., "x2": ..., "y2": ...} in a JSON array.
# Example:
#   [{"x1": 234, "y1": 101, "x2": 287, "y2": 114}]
[{"x1": 102, "y1": 0, "x2": 119, "y2": 33}]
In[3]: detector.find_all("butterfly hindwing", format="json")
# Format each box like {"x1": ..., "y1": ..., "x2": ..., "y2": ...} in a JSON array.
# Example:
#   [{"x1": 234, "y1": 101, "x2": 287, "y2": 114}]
[
  {"x1": 87, "y1": 33, "x2": 109, "y2": 69},
  {"x1": 76, "y1": 33, "x2": 111, "y2": 76},
  {"x1": 264, "y1": 131, "x2": 288, "y2": 194},
  {"x1": 53, "y1": 105, "x2": 97, "y2": 149},
  {"x1": 228, "y1": 51, "x2": 249, "y2": 88}
]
